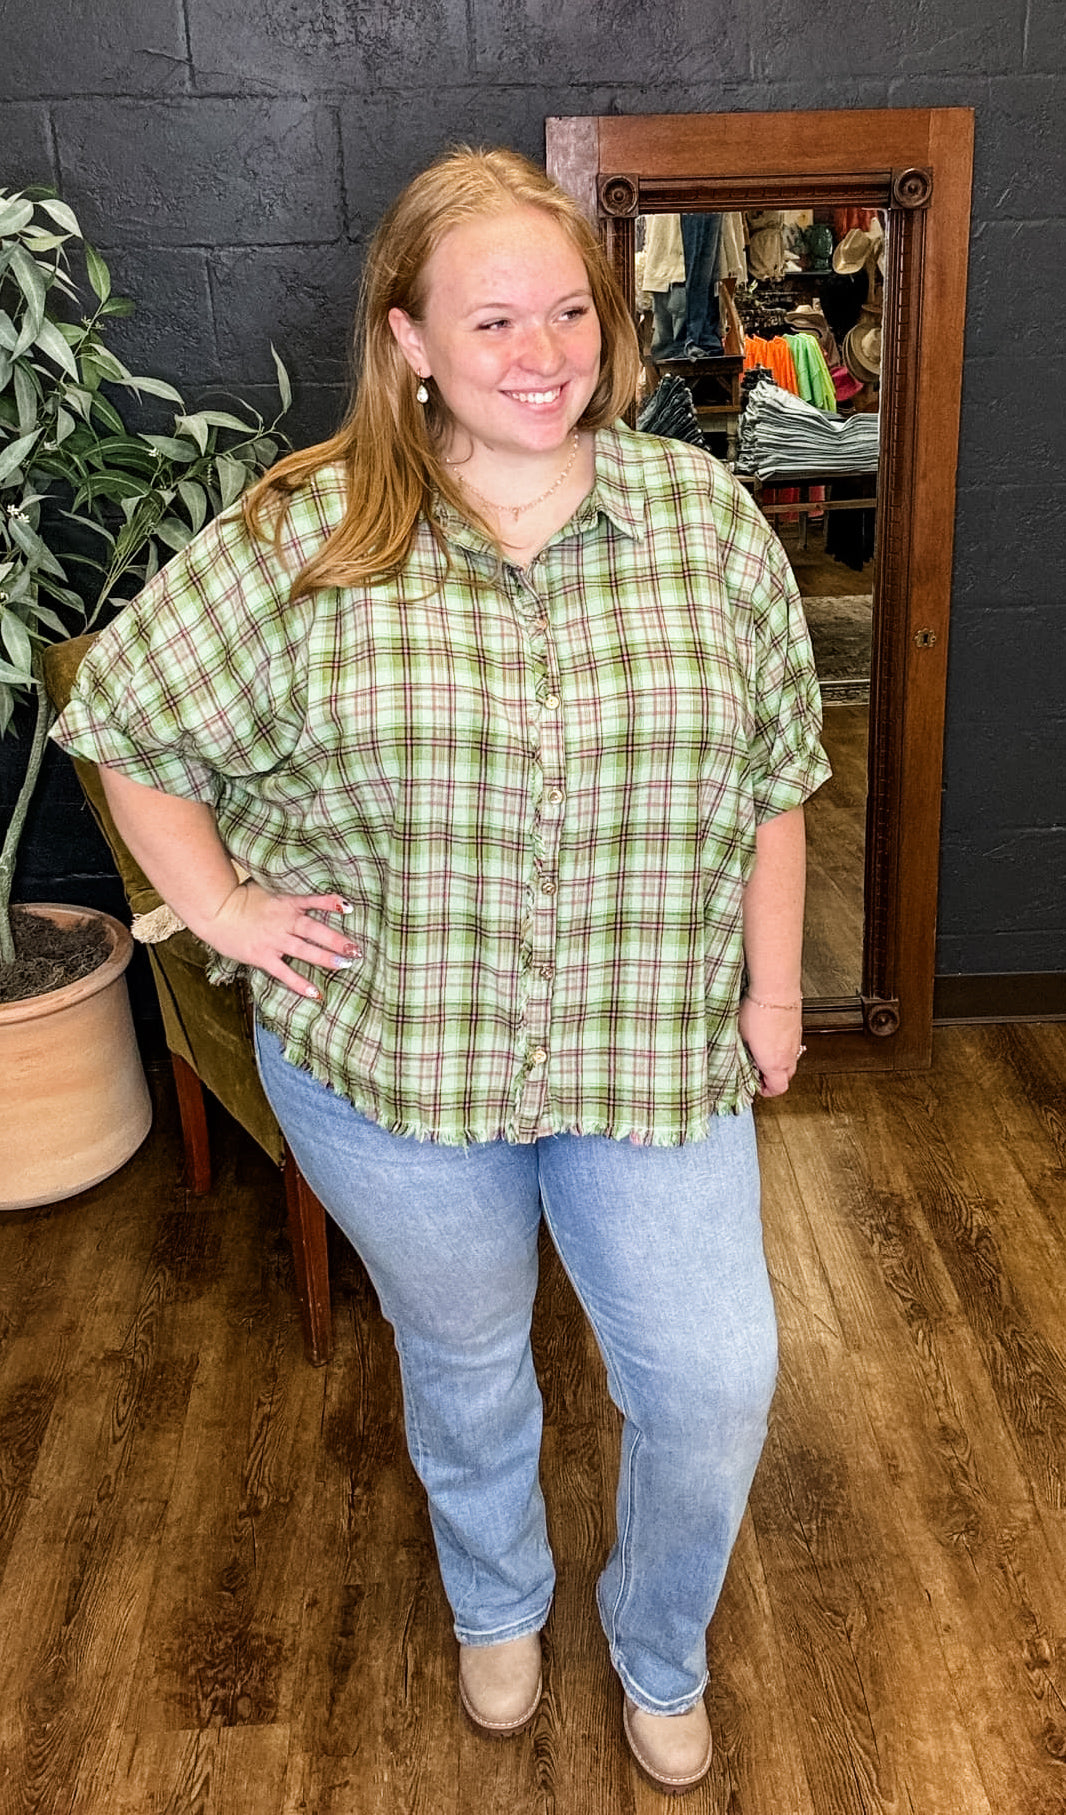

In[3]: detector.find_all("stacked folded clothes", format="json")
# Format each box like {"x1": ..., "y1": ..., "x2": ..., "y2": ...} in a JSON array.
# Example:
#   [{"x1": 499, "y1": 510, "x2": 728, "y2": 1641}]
[
  {"x1": 736, "y1": 376, "x2": 878, "y2": 478},
  {"x1": 636, "y1": 373, "x2": 708, "y2": 448}
]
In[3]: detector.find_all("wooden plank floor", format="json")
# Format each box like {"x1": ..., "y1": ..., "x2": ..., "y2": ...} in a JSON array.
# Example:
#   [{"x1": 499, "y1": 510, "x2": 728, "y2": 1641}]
[{"x1": 2, "y1": 1022, "x2": 1066, "y2": 1813}]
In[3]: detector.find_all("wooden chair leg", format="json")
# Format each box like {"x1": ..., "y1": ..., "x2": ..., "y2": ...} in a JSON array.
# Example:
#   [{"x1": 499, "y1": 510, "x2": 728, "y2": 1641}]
[
  {"x1": 283, "y1": 1145, "x2": 333, "y2": 1366},
  {"x1": 169, "y1": 1050, "x2": 213, "y2": 1195}
]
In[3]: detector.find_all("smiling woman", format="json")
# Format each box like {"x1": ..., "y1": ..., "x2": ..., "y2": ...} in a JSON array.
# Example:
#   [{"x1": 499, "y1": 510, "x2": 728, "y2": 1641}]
[
  {"x1": 50, "y1": 144, "x2": 829, "y2": 1794},
  {"x1": 385, "y1": 206, "x2": 602, "y2": 561}
]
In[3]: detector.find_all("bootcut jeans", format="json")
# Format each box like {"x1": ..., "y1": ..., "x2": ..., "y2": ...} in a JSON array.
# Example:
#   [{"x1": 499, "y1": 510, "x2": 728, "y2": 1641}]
[{"x1": 255, "y1": 1023, "x2": 778, "y2": 1714}]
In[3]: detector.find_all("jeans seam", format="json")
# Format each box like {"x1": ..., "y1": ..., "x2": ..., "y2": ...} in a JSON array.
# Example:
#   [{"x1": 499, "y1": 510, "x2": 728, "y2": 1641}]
[{"x1": 538, "y1": 1190, "x2": 637, "y2": 1652}]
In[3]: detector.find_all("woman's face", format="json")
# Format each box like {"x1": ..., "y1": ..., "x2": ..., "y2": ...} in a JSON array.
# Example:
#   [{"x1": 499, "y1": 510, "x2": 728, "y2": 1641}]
[{"x1": 389, "y1": 205, "x2": 602, "y2": 464}]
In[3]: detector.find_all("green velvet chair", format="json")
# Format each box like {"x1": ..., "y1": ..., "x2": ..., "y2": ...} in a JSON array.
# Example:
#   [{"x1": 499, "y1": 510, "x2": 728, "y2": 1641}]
[{"x1": 44, "y1": 636, "x2": 333, "y2": 1365}]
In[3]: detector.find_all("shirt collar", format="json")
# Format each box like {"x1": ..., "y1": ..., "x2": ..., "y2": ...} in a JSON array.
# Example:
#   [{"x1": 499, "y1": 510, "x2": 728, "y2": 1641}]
[{"x1": 431, "y1": 422, "x2": 648, "y2": 557}]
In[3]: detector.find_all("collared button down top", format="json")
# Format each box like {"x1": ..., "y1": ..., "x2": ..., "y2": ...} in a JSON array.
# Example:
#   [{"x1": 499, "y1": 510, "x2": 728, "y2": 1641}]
[{"x1": 54, "y1": 422, "x2": 830, "y2": 1146}]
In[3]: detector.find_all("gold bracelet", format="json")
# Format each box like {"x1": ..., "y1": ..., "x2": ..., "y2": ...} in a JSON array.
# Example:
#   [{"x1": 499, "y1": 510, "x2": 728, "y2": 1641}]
[{"x1": 744, "y1": 994, "x2": 803, "y2": 1011}]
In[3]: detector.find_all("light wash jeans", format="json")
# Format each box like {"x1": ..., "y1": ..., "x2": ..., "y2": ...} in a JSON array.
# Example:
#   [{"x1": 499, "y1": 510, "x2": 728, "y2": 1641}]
[{"x1": 255, "y1": 1024, "x2": 777, "y2": 1714}]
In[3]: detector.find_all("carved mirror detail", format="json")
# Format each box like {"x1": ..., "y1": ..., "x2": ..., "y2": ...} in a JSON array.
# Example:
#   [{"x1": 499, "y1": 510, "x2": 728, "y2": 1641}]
[{"x1": 548, "y1": 111, "x2": 974, "y2": 1072}]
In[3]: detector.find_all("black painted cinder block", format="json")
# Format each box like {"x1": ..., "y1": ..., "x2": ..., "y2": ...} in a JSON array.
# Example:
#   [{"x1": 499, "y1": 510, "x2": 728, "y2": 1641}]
[
  {"x1": 942, "y1": 706, "x2": 1065, "y2": 834},
  {"x1": 339, "y1": 90, "x2": 555, "y2": 237},
  {"x1": 937, "y1": 827, "x2": 1066, "y2": 959},
  {"x1": 975, "y1": 74, "x2": 1066, "y2": 219},
  {"x1": 186, "y1": 0, "x2": 470, "y2": 94},
  {"x1": 472, "y1": 0, "x2": 752, "y2": 85},
  {"x1": 55, "y1": 100, "x2": 343, "y2": 246},
  {"x1": 1025, "y1": 0, "x2": 1066, "y2": 73},
  {"x1": 0, "y1": 0, "x2": 189, "y2": 100},
  {"x1": 956, "y1": 355, "x2": 1066, "y2": 489},
  {"x1": 0, "y1": 103, "x2": 59, "y2": 189},
  {"x1": 212, "y1": 244, "x2": 359, "y2": 389},
  {"x1": 753, "y1": 0, "x2": 1019, "y2": 82},
  {"x1": 965, "y1": 219, "x2": 1066, "y2": 361},
  {"x1": 103, "y1": 249, "x2": 217, "y2": 392},
  {"x1": 953, "y1": 485, "x2": 1066, "y2": 602}
]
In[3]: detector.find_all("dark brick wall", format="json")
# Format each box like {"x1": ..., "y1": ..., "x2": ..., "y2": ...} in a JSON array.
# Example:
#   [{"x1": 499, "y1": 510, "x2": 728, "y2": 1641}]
[{"x1": 3, "y1": 0, "x2": 1063, "y2": 977}]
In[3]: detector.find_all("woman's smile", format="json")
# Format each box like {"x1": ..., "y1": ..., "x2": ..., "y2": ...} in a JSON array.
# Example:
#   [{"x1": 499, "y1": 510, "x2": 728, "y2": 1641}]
[{"x1": 388, "y1": 204, "x2": 602, "y2": 480}]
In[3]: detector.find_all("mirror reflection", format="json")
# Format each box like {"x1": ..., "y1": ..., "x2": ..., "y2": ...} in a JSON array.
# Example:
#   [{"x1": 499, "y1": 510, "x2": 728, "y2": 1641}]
[{"x1": 634, "y1": 205, "x2": 885, "y2": 1001}]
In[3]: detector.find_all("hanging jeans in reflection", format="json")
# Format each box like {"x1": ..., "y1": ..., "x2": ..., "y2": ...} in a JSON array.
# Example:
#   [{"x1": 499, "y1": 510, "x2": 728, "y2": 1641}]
[
  {"x1": 681, "y1": 213, "x2": 724, "y2": 356},
  {"x1": 650, "y1": 280, "x2": 688, "y2": 360},
  {"x1": 254, "y1": 1022, "x2": 778, "y2": 1716}
]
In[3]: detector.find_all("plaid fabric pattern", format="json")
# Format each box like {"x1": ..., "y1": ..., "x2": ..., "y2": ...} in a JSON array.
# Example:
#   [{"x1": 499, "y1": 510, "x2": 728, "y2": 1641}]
[{"x1": 55, "y1": 423, "x2": 830, "y2": 1145}]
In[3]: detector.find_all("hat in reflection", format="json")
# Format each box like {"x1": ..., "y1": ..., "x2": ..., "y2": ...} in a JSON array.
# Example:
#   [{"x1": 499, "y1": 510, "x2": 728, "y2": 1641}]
[
  {"x1": 832, "y1": 219, "x2": 884, "y2": 275},
  {"x1": 785, "y1": 303, "x2": 838, "y2": 363},
  {"x1": 830, "y1": 363, "x2": 865, "y2": 403},
  {"x1": 843, "y1": 317, "x2": 882, "y2": 384}
]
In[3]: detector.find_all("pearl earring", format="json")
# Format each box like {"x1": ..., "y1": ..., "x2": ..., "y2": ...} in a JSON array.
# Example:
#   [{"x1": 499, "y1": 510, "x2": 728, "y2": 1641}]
[{"x1": 416, "y1": 378, "x2": 429, "y2": 404}]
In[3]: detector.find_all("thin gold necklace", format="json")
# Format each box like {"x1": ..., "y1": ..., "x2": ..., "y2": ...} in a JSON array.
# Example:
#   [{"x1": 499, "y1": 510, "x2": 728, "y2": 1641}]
[{"x1": 446, "y1": 432, "x2": 580, "y2": 523}]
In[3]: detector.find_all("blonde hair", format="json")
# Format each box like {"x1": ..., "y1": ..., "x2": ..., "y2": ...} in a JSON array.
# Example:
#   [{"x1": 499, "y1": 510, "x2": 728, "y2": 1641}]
[{"x1": 243, "y1": 145, "x2": 641, "y2": 596}]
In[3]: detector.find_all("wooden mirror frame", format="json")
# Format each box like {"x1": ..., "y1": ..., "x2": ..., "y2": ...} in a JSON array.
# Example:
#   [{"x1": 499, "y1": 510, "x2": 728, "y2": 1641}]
[{"x1": 547, "y1": 109, "x2": 974, "y2": 1072}]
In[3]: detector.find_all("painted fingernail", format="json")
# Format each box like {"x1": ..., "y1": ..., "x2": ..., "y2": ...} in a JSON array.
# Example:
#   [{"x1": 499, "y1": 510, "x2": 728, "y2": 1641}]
[
  {"x1": 337, "y1": 897, "x2": 356, "y2": 914},
  {"x1": 332, "y1": 957, "x2": 359, "y2": 970},
  {"x1": 306, "y1": 985, "x2": 321, "y2": 1001}
]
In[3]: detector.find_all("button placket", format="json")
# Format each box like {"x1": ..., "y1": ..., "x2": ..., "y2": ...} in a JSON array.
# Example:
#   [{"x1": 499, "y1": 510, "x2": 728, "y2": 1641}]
[{"x1": 511, "y1": 566, "x2": 564, "y2": 1136}]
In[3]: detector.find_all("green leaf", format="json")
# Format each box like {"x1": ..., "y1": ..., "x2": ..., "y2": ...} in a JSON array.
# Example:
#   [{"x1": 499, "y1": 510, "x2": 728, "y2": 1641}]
[
  {"x1": 198, "y1": 408, "x2": 256, "y2": 436},
  {"x1": 54, "y1": 405, "x2": 77, "y2": 445},
  {"x1": 0, "y1": 312, "x2": 18, "y2": 352},
  {"x1": 84, "y1": 242, "x2": 112, "y2": 304},
  {"x1": 141, "y1": 433, "x2": 198, "y2": 463},
  {"x1": 13, "y1": 361, "x2": 40, "y2": 434},
  {"x1": 9, "y1": 246, "x2": 48, "y2": 326},
  {"x1": 0, "y1": 429, "x2": 40, "y2": 483},
  {"x1": 82, "y1": 344, "x2": 133, "y2": 384},
  {"x1": 175, "y1": 412, "x2": 209, "y2": 455},
  {"x1": 22, "y1": 230, "x2": 69, "y2": 253},
  {"x1": 58, "y1": 385, "x2": 92, "y2": 421},
  {"x1": 271, "y1": 343, "x2": 293, "y2": 414},
  {"x1": 1, "y1": 561, "x2": 32, "y2": 603},
  {"x1": 88, "y1": 392, "x2": 126, "y2": 435},
  {"x1": 215, "y1": 452, "x2": 248, "y2": 510},
  {"x1": 0, "y1": 196, "x2": 35, "y2": 236},
  {"x1": 154, "y1": 516, "x2": 194, "y2": 552},
  {"x1": 26, "y1": 602, "x2": 69, "y2": 637},
  {"x1": 34, "y1": 317, "x2": 80, "y2": 379},
  {"x1": 6, "y1": 514, "x2": 68, "y2": 577},
  {"x1": 0, "y1": 685, "x2": 14, "y2": 733},
  {"x1": 1, "y1": 609, "x2": 34, "y2": 677},
  {"x1": 73, "y1": 470, "x2": 152, "y2": 506},
  {"x1": 176, "y1": 478, "x2": 208, "y2": 533},
  {"x1": 126, "y1": 374, "x2": 184, "y2": 404},
  {"x1": 142, "y1": 541, "x2": 160, "y2": 585},
  {"x1": 98, "y1": 295, "x2": 136, "y2": 318},
  {"x1": 37, "y1": 196, "x2": 81, "y2": 236}
]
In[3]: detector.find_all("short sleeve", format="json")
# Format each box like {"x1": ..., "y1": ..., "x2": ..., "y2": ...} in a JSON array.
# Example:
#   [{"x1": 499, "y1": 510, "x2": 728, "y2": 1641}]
[
  {"x1": 718, "y1": 478, "x2": 832, "y2": 821},
  {"x1": 52, "y1": 501, "x2": 316, "y2": 800}
]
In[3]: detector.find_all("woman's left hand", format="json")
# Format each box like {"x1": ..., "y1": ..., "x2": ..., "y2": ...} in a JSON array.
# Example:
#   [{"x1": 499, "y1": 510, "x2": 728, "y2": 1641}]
[{"x1": 738, "y1": 996, "x2": 805, "y2": 1097}]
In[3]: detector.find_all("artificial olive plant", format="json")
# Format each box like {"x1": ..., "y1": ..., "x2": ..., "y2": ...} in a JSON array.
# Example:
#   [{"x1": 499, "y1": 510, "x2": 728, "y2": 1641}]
[{"x1": 0, "y1": 185, "x2": 290, "y2": 966}]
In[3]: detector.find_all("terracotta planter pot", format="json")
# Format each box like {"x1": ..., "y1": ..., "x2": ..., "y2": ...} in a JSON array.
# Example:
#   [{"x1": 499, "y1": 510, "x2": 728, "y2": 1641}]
[{"x1": 0, "y1": 903, "x2": 152, "y2": 1211}]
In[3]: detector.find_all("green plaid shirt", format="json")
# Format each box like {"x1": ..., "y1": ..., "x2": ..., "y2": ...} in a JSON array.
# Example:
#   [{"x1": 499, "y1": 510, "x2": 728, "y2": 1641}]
[{"x1": 55, "y1": 422, "x2": 829, "y2": 1145}]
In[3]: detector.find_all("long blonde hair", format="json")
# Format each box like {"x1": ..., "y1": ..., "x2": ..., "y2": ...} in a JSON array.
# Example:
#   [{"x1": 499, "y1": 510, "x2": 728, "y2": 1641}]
[{"x1": 243, "y1": 146, "x2": 641, "y2": 597}]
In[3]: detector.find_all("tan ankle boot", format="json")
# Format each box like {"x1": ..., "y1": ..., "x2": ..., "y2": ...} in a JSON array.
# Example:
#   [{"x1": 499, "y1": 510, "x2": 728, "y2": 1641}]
[
  {"x1": 623, "y1": 1695, "x2": 713, "y2": 1794},
  {"x1": 458, "y1": 1632, "x2": 542, "y2": 1734}
]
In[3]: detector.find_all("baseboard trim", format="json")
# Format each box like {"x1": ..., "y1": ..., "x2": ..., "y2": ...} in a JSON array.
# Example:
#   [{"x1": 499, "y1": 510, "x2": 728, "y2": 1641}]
[{"x1": 934, "y1": 972, "x2": 1066, "y2": 1025}]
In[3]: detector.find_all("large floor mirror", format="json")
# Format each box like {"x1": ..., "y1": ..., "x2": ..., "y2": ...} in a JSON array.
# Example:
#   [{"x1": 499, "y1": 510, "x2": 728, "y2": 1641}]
[{"x1": 547, "y1": 110, "x2": 974, "y2": 1072}]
